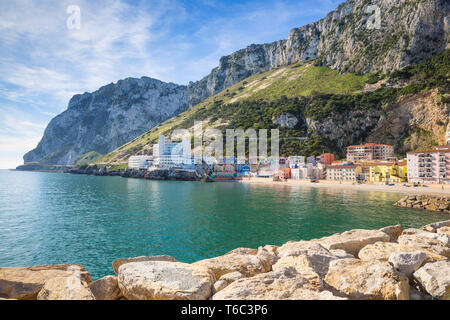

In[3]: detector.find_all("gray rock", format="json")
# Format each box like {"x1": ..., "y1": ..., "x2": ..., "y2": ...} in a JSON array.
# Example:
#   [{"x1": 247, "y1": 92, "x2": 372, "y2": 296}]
[
  {"x1": 388, "y1": 251, "x2": 427, "y2": 278},
  {"x1": 414, "y1": 261, "x2": 450, "y2": 300},
  {"x1": 117, "y1": 261, "x2": 214, "y2": 300}
]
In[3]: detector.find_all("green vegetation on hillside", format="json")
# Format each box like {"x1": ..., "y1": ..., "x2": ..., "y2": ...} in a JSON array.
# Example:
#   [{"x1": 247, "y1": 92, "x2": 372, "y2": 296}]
[
  {"x1": 97, "y1": 50, "x2": 450, "y2": 164},
  {"x1": 75, "y1": 151, "x2": 104, "y2": 166}
]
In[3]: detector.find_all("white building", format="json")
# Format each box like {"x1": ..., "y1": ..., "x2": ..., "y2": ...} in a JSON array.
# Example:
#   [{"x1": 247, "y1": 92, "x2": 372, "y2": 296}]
[
  {"x1": 128, "y1": 155, "x2": 153, "y2": 169},
  {"x1": 153, "y1": 135, "x2": 192, "y2": 167}
]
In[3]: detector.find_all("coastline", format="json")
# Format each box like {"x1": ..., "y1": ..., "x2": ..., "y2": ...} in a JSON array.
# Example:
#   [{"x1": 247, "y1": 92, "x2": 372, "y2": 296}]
[{"x1": 236, "y1": 177, "x2": 450, "y2": 197}]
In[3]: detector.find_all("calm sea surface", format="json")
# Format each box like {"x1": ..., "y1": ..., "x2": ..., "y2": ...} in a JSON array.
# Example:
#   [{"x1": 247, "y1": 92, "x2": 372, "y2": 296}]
[{"x1": 0, "y1": 170, "x2": 445, "y2": 279}]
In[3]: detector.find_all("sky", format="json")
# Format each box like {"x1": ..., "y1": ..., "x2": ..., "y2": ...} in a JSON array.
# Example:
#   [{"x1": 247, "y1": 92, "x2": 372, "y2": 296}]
[{"x1": 0, "y1": 0, "x2": 343, "y2": 169}]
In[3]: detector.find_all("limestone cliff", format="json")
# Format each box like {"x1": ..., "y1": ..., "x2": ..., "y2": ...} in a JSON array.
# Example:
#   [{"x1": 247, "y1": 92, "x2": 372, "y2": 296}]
[
  {"x1": 23, "y1": 0, "x2": 449, "y2": 165},
  {"x1": 24, "y1": 78, "x2": 189, "y2": 165}
]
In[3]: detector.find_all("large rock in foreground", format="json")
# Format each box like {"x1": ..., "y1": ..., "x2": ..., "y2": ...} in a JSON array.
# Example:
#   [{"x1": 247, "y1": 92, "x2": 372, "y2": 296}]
[
  {"x1": 325, "y1": 258, "x2": 410, "y2": 300},
  {"x1": 212, "y1": 267, "x2": 345, "y2": 300},
  {"x1": 117, "y1": 261, "x2": 214, "y2": 300},
  {"x1": 414, "y1": 261, "x2": 450, "y2": 300},
  {"x1": 112, "y1": 255, "x2": 177, "y2": 274},
  {"x1": 313, "y1": 229, "x2": 391, "y2": 257},
  {"x1": 192, "y1": 247, "x2": 275, "y2": 281},
  {"x1": 0, "y1": 265, "x2": 92, "y2": 300}
]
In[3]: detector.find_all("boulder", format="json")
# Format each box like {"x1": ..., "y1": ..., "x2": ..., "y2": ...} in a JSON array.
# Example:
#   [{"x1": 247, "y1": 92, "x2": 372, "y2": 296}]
[
  {"x1": 89, "y1": 275, "x2": 122, "y2": 300},
  {"x1": 313, "y1": 229, "x2": 391, "y2": 257},
  {"x1": 325, "y1": 258, "x2": 410, "y2": 300},
  {"x1": 401, "y1": 228, "x2": 449, "y2": 247},
  {"x1": 212, "y1": 267, "x2": 345, "y2": 300},
  {"x1": 192, "y1": 247, "x2": 272, "y2": 280},
  {"x1": 414, "y1": 261, "x2": 450, "y2": 300},
  {"x1": 112, "y1": 255, "x2": 177, "y2": 274},
  {"x1": 388, "y1": 251, "x2": 427, "y2": 278},
  {"x1": 358, "y1": 241, "x2": 446, "y2": 263},
  {"x1": 274, "y1": 243, "x2": 353, "y2": 280},
  {"x1": 272, "y1": 256, "x2": 322, "y2": 289},
  {"x1": 37, "y1": 276, "x2": 95, "y2": 300},
  {"x1": 0, "y1": 264, "x2": 92, "y2": 300},
  {"x1": 379, "y1": 224, "x2": 403, "y2": 241},
  {"x1": 117, "y1": 261, "x2": 214, "y2": 300},
  {"x1": 397, "y1": 234, "x2": 450, "y2": 258}
]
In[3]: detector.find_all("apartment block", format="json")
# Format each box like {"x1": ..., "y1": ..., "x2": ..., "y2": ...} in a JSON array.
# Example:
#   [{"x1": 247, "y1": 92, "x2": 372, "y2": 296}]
[
  {"x1": 407, "y1": 146, "x2": 450, "y2": 184},
  {"x1": 326, "y1": 165, "x2": 358, "y2": 181},
  {"x1": 346, "y1": 143, "x2": 394, "y2": 162}
]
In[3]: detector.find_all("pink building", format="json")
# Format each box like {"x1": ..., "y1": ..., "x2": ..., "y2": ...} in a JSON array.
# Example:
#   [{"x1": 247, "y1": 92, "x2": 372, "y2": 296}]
[{"x1": 407, "y1": 146, "x2": 450, "y2": 184}]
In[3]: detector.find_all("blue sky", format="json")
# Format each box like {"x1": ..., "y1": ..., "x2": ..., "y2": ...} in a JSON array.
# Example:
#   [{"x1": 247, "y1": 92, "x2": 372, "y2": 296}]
[{"x1": 0, "y1": 0, "x2": 343, "y2": 169}]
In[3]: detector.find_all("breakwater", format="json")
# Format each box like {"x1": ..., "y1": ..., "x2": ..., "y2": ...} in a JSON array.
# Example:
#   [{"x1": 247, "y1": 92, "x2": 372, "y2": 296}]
[
  {"x1": 394, "y1": 195, "x2": 450, "y2": 213},
  {"x1": 1, "y1": 220, "x2": 449, "y2": 300}
]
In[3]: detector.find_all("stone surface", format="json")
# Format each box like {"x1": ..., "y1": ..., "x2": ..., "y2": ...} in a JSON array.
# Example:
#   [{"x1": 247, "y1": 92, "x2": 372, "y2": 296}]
[
  {"x1": 89, "y1": 275, "x2": 122, "y2": 300},
  {"x1": 402, "y1": 228, "x2": 450, "y2": 247},
  {"x1": 112, "y1": 255, "x2": 177, "y2": 274},
  {"x1": 397, "y1": 234, "x2": 450, "y2": 258},
  {"x1": 212, "y1": 267, "x2": 345, "y2": 300},
  {"x1": 37, "y1": 276, "x2": 95, "y2": 300},
  {"x1": 379, "y1": 224, "x2": 403, "y2": 241},
  {"x1": 314, "y1": 229, "x2": 391, "y2": 257},
  {"x1": 213, "y1": 272, "x2": 245, "y2": 293},
  {"x1": 325, "y1": 258, "x2": 410, "y2": 300},
  {"x1": 0, "y1": 264, "x2": 92, "y2": 300},
  {"x1": 388, "y1": 251, "x2": 427, "y2": 278},
  {"x1": 192, "y1": 248, "x2": 272, "y2": 280},
  {"x1": 358, "y1": 241, "x2": 446, "y2": 263},
  {"x1": 274, "y1": 242, "x2": 352, "y2": 281},
  {"x1": 117, "y1": 261, "x2": 214, "y2": 300},
  {"x1": 414, "y1": 261, "x2": 450, "y2": 300}
]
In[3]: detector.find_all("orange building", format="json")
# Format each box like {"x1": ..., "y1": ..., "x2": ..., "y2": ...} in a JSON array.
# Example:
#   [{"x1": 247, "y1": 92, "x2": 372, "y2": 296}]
[{"x1": 320, "y1": 153, "x2": 335, "y2": 165}]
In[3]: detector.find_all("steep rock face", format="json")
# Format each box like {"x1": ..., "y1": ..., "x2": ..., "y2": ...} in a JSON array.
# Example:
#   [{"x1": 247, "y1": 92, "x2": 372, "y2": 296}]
[
  {"x1": 189, "y1": 0, "x2": 449, "y2": 102},
  {"x1": 24, "y1": 78, "x2": 189, "y2": 165}
]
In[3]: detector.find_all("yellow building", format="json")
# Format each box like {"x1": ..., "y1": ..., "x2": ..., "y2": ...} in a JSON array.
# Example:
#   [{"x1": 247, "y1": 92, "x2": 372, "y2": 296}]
[{"x1": 369, "y1": 161, "x2": 408, "y2": 183}]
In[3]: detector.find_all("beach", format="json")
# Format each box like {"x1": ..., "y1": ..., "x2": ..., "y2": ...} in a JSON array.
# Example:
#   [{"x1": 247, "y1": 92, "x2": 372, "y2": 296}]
[{"x1": 237, "y1": 177, "x2": 450, "y2": 197}]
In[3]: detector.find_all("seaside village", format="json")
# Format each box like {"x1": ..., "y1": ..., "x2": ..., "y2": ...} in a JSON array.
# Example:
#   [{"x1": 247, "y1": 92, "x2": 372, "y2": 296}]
[{"x1": 128, "y1": 135, "x2": 450, "y2": 185}]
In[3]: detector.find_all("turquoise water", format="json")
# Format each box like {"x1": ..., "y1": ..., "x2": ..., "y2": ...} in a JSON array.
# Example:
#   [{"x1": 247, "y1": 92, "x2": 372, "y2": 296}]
[{"x1": 0, "y1": 170, "x2": 446, "y2": 280}]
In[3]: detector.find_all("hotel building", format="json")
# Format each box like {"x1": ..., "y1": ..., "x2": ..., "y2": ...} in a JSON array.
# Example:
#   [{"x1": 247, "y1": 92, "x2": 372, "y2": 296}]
[{"x1": 153, "y1": 135, "x2": 192, "y2": 167}]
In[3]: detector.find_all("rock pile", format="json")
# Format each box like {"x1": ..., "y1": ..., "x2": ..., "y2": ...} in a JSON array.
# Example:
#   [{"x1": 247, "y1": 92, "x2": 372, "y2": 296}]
[
  {"x1": 394, "y1": 195, "x2": 450, "y2": 213},
  {"x1": 1, "y1": 220, "x2": 449, "y2": 300}
]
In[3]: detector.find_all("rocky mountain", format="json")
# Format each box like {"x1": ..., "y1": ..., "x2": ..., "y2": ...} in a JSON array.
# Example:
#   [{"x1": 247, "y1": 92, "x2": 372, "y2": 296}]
[
  {"x1": 24, "y1": 0, "x2": 449, "y2": 165},
  {"x1": 24, "y1": 78, "x2": 189, "y2": 165},
  {"x1": 188, "y1": 0, "x2": 449, "y2": 103},
  {"x1": 98, "y1": 49, "x2": 449, "y2": 164}
]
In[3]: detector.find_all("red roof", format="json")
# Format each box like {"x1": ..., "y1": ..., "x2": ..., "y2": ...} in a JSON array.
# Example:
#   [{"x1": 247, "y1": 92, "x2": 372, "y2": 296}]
[
  {"x1": 327, "y1": 165, "x2": 357, "y2": 169},
  {"x1": 347, "y1": 143, "x2": 393, "y2": 148}
]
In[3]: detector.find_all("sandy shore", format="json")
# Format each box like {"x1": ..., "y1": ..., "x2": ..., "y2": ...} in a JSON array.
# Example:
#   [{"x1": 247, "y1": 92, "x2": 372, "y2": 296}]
[{"x1": 236, "y1": 177, "x2": 450, "y2": 196}]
